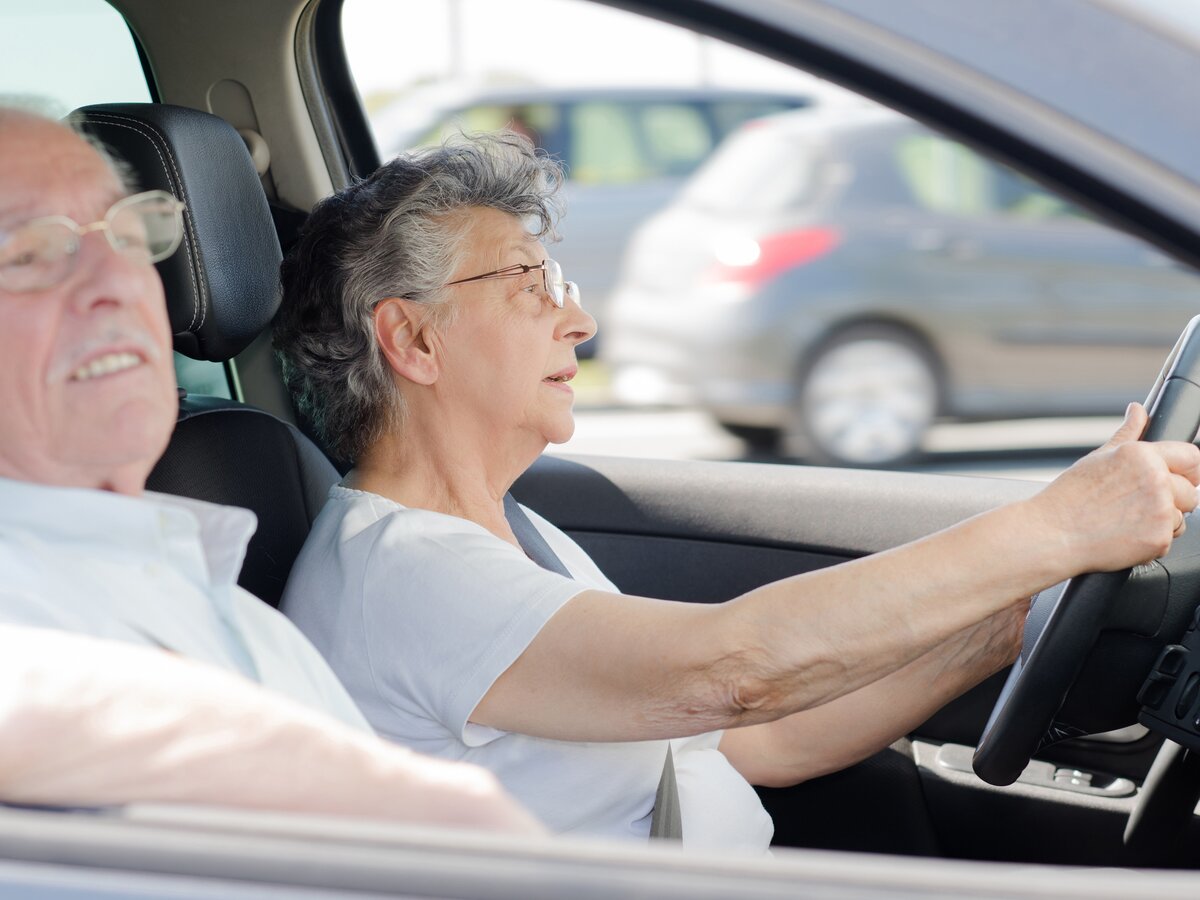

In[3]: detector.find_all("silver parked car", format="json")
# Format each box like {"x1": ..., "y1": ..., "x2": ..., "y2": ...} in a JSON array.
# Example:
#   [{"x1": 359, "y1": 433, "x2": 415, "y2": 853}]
[{"x1": 604, "y1": 104, "x2": 1200, "y2": 465}]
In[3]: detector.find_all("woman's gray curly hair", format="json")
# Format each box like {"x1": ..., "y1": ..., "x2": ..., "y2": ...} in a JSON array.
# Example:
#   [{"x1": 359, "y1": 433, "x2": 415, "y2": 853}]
[{"x1": 274, "y1": 131, "x2": 565, "y2": 464}]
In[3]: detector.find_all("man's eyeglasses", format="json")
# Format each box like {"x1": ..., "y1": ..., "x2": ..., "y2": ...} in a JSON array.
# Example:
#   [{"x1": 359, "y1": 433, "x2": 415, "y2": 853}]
[
  {"x1": 0, "y1": 190, "x2": 186, "y2": 294},
  {"x1": 444, "y1": 258, "x2": 581, "y2": 309}
]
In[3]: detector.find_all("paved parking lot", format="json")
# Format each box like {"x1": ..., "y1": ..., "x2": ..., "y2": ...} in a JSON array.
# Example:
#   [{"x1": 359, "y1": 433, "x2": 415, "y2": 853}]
[{"x1": 555, "y1": 406, "x2": 1122, "y2": 481}]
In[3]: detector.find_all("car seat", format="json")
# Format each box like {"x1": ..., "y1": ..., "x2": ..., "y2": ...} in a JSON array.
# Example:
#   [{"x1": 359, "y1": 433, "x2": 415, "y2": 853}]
[{"x1": 71, "y1": 103, "x2": 338, "y2": 608}]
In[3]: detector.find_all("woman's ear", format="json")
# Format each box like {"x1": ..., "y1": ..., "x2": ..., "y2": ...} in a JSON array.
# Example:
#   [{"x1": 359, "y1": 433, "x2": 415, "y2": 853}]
[{"x1": 374, "y1": 298, "x2": 439, "y2": 386}]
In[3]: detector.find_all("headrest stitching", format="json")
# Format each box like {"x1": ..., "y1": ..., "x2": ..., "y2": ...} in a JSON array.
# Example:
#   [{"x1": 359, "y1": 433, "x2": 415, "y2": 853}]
[{"x1": 79, "y1": 113, "x2": 208, "y2": 335}]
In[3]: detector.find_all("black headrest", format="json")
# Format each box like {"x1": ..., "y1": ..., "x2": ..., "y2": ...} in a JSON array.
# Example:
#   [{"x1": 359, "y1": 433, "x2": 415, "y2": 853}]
[{"x1": 70, "y1": 103, "x2": 281, "y2": 362}]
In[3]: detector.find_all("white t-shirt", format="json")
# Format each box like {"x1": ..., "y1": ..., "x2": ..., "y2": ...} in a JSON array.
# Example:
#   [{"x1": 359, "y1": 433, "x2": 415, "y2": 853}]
[{"x1": 282, "y1": 484, "x2": 773, "y2": 851}]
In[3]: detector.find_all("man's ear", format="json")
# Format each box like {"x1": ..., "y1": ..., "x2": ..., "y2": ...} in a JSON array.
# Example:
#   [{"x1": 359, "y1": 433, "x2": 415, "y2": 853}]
[{"x1": 374, "y1": 298, "x2": 440, "y2": 386}]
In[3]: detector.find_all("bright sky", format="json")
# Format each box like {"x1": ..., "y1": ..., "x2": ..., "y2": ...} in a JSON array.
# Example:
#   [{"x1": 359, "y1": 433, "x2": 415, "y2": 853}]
[
  {"x1": 342, "y1": 0, "x2": 830, "y2": 101},
  {"x1": 3, "y1": 0, "x2": 1191, "y2": 116},
  {"x1": 0, "y1": 0, "x2": 841, "y2": 116},
  {"x1": 0, "y1": 0, "x2": 150, "y2": 115}
]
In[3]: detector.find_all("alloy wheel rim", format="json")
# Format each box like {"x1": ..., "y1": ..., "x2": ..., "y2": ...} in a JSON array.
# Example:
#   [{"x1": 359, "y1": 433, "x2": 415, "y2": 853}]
[{"x1": 801, "y1": 338, "x2": 937, "y2": 465}]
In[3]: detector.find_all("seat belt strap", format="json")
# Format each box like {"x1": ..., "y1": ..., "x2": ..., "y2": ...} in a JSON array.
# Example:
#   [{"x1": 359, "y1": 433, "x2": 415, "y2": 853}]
[
  {"x1": 502, "y1": 493, "x2": 683, "y2": 842},
  {"x1": 503, "y1": 493, "x2": 572, "y2": 577},
  {"x1": 649, "y1": 744, "x2": 684, "y2": 841}
]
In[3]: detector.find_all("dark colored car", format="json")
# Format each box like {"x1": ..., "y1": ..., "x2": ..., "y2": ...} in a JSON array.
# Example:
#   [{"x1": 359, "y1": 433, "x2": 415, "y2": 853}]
[
  {"x1": 370, "y1": 86, "x2": 812, "y2": 355},
  {"x1": 605, "y1": 105, "x2": 1200, "y2": 465}
]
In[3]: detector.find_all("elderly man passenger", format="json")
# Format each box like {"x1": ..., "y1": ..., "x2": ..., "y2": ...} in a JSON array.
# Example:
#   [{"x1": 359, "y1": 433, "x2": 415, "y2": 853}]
[
  {"x1": 0, "y1": 106, "x2": 539, "y2": 834},
  {"x1": 276, "y1": 132, "x2": 1200, "y2": 852}
]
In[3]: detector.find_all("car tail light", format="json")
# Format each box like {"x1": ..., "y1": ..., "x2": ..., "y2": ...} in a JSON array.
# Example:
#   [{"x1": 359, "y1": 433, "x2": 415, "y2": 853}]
[{"x1": 706, "y1": 227, "x2": 839, "y2": 288}]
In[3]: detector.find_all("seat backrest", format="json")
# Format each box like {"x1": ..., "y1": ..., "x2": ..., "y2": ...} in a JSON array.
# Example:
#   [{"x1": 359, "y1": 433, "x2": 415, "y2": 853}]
[{"x1": 71, "y1": 103, "x2": 338, "y2": 607}]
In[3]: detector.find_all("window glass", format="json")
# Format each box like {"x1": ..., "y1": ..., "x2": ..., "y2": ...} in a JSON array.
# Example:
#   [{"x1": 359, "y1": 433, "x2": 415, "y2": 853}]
[
  {"x1": 711, "y1": 100, "x2": 798, "y2": 136},
  {"x1": 423, "y1": 104, "x2": 513, "y2": 138},
  {"x1": 897, "y1": 134, "x2": 1084, "y2": 221},
  {"x1": 499, "y1": 103, "x2": 562, "y2": 157},
  {"x1": 639, "y1": 103, "x2": 712, "y2": 176},
  {"x1": 415, "y1": 102, "x2": 561, "y2": 155},
  {"x1": 0, "y1": 0, "x2": 150, "y2": 116},
  {"x1": 568, "y1": 102, "x2": 646, "y2": 184},
  {"x1": 896, "y1": 135, "x2": 994, "y2": 216},
  {"x1": 991, "y1": 167, "x2": 1084, "y2": 220},
  {"x1": 344, "y1": 0, "x2": 1200, "y2": 477},
  {"x1": 174, "y1": 355, "x2": 232, "y2": 400}
]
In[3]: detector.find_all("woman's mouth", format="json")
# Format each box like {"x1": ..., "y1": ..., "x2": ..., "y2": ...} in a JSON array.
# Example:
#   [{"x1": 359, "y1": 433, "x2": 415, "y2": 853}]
[{"x1": 543, "y1": 367, "x2": 577, "y2": 388}]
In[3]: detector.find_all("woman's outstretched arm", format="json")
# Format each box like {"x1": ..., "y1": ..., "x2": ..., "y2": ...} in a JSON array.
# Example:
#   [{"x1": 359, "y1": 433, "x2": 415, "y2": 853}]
[{"x1": 473, "y1": 404, "x2": 1200, "y2": 744}]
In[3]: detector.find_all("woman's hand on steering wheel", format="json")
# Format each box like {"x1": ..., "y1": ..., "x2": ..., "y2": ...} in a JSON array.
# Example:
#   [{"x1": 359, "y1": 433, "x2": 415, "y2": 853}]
[{"x1": 1024, "y1": 402, "x2": 1200, "y2": 576}]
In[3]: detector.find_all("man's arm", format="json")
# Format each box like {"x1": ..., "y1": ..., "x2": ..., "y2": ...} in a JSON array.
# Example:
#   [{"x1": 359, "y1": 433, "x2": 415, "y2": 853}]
[{"x1": 0, "y1": 625, "x2": 543, "y2": 835}]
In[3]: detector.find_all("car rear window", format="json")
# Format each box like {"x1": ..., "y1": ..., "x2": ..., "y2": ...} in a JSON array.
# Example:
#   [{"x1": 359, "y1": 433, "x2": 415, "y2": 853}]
[
  {"x1": 637, "y1": 103, "x2": 712, "y2": 177},
  {"x1": 681, "y1": 124, "x2": 816, "y2": 213},
  {"x1": 711, "y1": 99, "x2": 803, "y2": 137},
  {"x1": 416, "y1": 103, "x2": 563, "y2": 156}
]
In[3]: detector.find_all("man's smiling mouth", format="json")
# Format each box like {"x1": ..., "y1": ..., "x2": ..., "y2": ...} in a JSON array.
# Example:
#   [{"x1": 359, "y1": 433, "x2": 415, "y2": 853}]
[{"x1": 69, "y1": 352, "x2": 144, "y2": 382}]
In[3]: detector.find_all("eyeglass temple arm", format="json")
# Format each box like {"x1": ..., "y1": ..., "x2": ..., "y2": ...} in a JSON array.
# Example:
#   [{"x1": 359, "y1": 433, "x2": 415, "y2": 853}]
[{"x1": 446, "y1": 264, "x2": 539, "y2": 287}]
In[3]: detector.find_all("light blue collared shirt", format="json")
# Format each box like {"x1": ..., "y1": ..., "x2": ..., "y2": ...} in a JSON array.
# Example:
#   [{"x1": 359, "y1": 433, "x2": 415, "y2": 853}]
[{"x1": 0, "y1": 476, "x2": 369, "y2": 732}]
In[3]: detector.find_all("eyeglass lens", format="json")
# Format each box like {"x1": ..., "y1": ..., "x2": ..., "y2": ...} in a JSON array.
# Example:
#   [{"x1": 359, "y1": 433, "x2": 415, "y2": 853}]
[
  {"x1": 544, "y1": 258, "x2": 565, "y2": 307},
  {"x1": 0, "y1": 192, "x2": 183, "y2": 293}
]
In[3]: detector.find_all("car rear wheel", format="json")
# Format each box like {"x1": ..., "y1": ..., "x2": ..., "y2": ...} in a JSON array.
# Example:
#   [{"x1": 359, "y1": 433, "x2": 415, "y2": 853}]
[{"x1": 785, "y1": 325, "x2": 941, "y2": 467}]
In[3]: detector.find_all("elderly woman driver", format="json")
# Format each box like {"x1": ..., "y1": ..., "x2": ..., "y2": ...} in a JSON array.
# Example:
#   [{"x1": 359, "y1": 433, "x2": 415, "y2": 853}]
[{"x1": 276, "y1": 133, "x2": 1200, "y2": 851}]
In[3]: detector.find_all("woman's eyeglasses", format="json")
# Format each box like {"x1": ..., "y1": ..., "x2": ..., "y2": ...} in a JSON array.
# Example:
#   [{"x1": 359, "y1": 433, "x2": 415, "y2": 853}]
[{"x1": 444, "y1": 258, "x2": 581, "y2": 309}]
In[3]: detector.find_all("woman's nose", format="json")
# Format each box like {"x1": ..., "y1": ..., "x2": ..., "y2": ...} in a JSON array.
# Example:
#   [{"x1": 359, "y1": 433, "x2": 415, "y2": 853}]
[{"x1": 559, "y1": 289, "x2": 597, "y2": 346}]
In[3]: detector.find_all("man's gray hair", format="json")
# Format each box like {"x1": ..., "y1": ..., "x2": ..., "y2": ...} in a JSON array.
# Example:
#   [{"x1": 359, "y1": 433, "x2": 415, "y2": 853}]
[
  {"x1": 274, "y1": 131, "x2": 564, "y2": 464},
  {"x1": 0, "y1": 103, "x2": 137, "y2": 192},
  {"x1": 67, "y1": 119, "x2": 139, "y2": 193}
]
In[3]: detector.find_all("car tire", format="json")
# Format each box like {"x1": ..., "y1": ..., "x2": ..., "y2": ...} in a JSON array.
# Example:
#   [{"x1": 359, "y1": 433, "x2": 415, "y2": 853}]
[{"x1": 784, "y1": 325, "x2": 941, "y2": 467}]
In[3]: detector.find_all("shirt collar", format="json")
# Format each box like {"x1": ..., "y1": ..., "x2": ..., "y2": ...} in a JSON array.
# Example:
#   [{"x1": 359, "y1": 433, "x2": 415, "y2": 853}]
[{"x1": 0, "y1": 476, "x2": 257, "y2": 587}]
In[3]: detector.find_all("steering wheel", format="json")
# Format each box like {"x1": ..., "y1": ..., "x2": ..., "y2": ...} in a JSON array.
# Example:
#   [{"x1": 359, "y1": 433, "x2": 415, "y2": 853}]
[{"x1": 974, "y1": 315, "x2": 1200, "y2": 787}]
